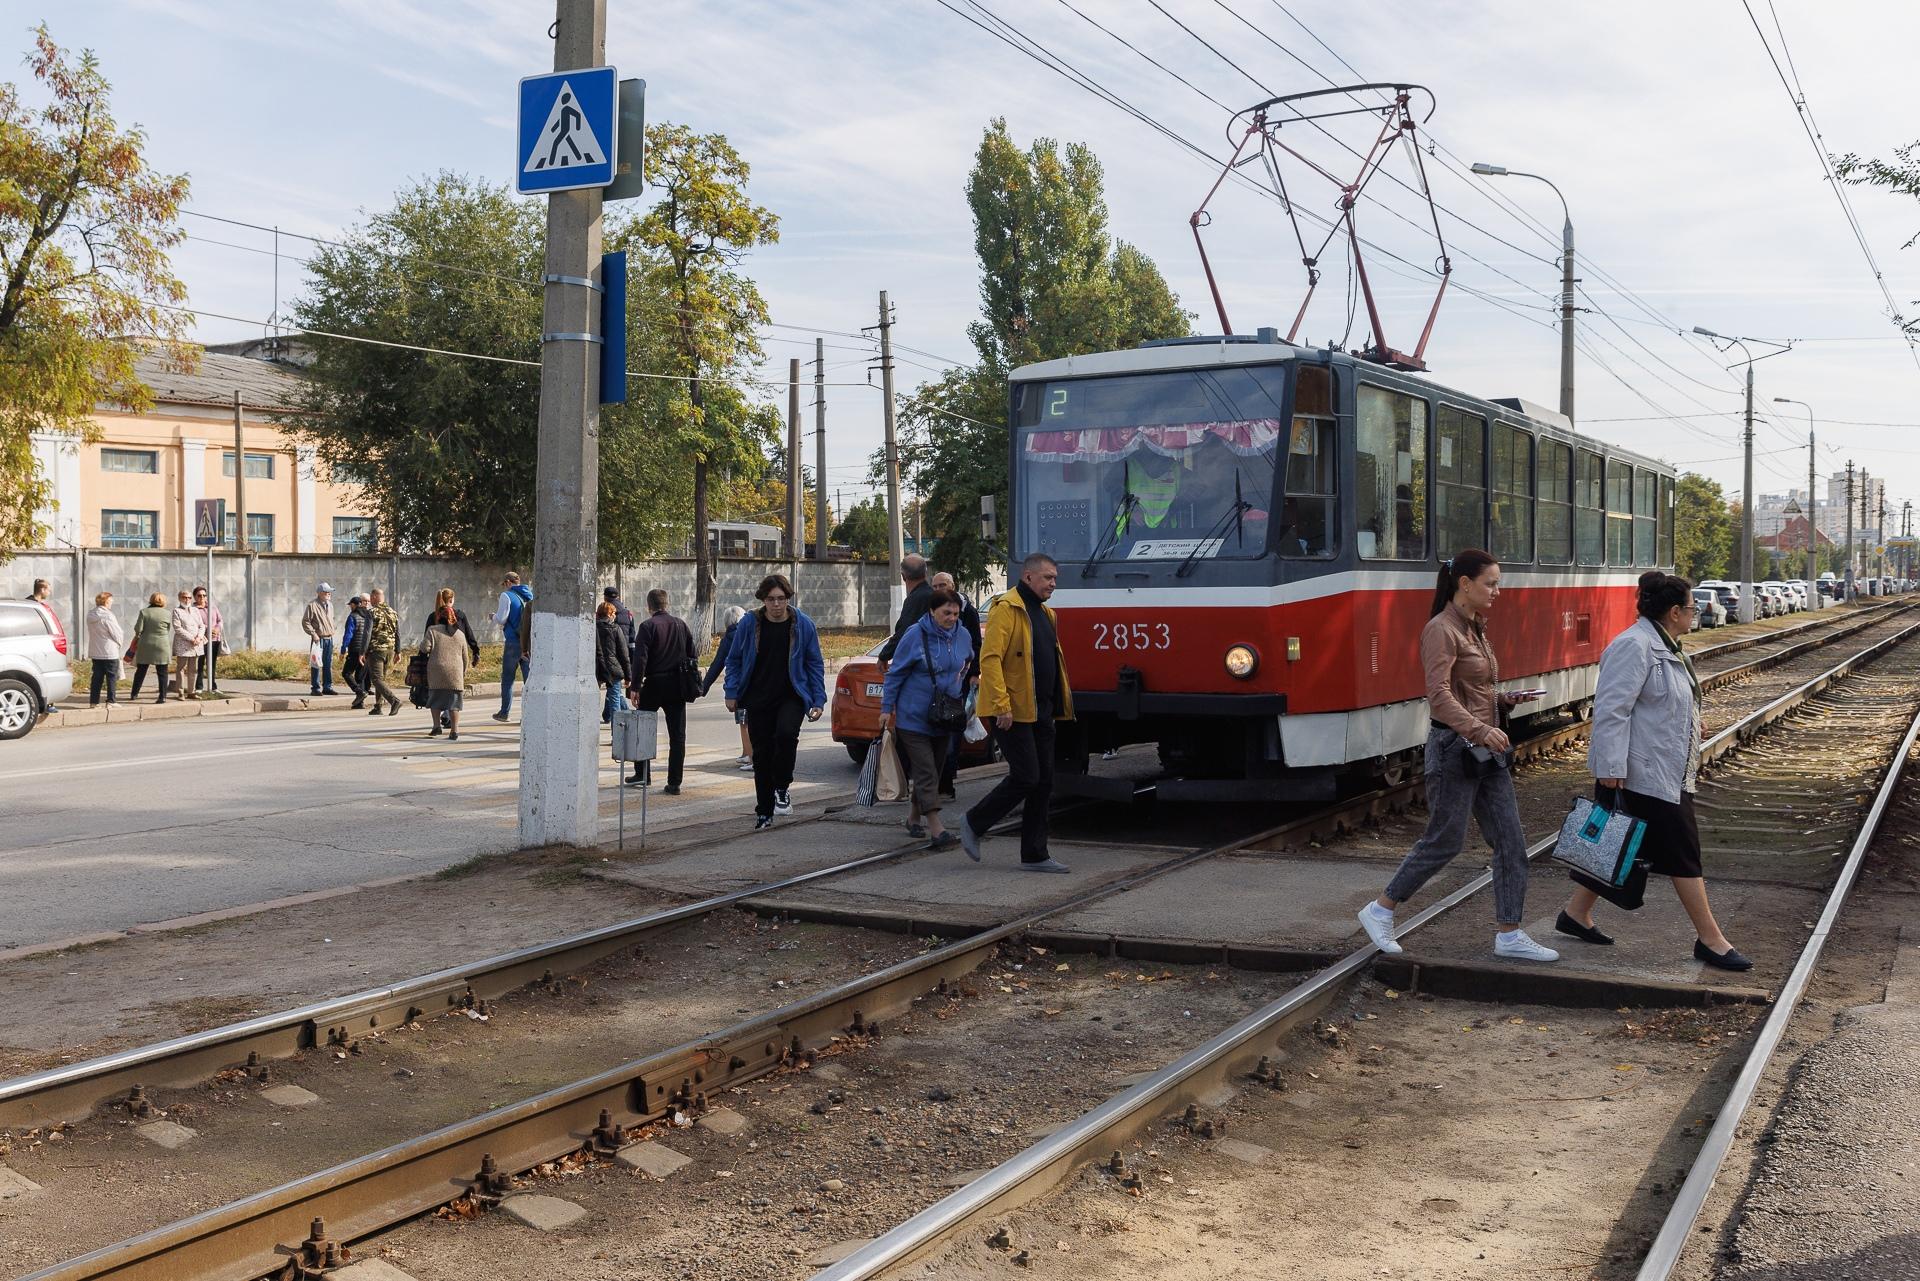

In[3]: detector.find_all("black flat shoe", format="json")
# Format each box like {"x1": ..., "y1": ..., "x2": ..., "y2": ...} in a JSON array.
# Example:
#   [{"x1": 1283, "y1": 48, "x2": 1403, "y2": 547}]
[
  {"x1": 1694, "y1": 939, "x2": 1754, "y2": 972},
  {"x1": 1555, "y1": 910, "x2": 1615, "y2": 946}
]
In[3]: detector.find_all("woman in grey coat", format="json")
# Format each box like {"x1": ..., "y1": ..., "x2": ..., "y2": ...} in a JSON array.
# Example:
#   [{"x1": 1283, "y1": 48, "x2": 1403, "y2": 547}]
[{"x1": 1558, "y1": 571, "x2": 1749, "y2": 970}]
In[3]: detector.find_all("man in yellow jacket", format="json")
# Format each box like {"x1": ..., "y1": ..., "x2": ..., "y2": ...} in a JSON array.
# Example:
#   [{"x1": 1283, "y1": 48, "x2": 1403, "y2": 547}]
[{"x1": 959, "y1": 552, "x2": 1074, "y2": 871}]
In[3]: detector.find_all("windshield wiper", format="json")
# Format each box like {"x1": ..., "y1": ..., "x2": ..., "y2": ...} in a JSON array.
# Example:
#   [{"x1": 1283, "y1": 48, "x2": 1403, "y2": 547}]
[
  {"x1": 1081, "y1": 489, "x2": 1138, "y2": 578},
  {"x1": 1175, "y1": 471, "x2": 1250, "y2": 578}
]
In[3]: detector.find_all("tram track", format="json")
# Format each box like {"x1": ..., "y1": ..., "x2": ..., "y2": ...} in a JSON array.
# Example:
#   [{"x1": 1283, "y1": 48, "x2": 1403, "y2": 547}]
[
  {"x1": 808, "y1": 624, "x2": 1920, "y2": 1280},
  {"x1": 11, "y1": 608, "x2": 1920, "y2": 1281}
]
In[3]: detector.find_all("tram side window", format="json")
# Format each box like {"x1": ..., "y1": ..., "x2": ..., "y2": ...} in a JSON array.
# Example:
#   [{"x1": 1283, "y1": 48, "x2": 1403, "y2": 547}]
[
  {"x1": 1634, "y1": 469, "x2": 1658, "y2": 567},
  {"x1": 1434, "y1": 405, "x2": 1486, "y2": 557},
  {"x1": 1576, "y1": 449, "x2": 1604, "y2": 566},
  {"x1": 1491, "y1": 423, "x2": 1534, "y2": 562},
  {"x1": 1659, "y1": 475, "x2": 1675, "y2": 567},
  {"x1": 1355, "y1": 384, "x2": 1428, "y2": 560},
  {"x1": 1282, "y1": 363, "x2": 1337, "y2": 557},
  {"x1": 1606, "y1": 459, "x2": 1634, "y2": 565},
  {"x1": 1537, "y1": 438, "x2": 1573, "y2": 564}
]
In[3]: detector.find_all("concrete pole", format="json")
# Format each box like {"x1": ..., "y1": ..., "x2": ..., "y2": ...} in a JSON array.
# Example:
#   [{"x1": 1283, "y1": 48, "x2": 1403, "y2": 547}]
[
  {"x1": 1844, "y1": 461, "x2": 1855, "y2": 601},
  {"x1": 1739, "y1": 362, "x2": 1755, "y2": 622},
  {"x1": 786, "y1": 358, "x2": 802, "y2": 561},
  {"x1": 1808, "y1": 421, "x2": 1817, "y2": 587},
  {"x1": 878, "y1": 291, "x2": 905, "y2": 614},
  {"x1": 1559, "y1": 214, "x2": 1575, "y2": 425},
  {"x1": 232, "y1": 392, "x2": 246, "y2": 551},
  {"x1": 520, "y1": 0, "x2": 607, "y2": 851},
  {"x1": 814, "y1": 338, "x2": 828, "y2": 565}
]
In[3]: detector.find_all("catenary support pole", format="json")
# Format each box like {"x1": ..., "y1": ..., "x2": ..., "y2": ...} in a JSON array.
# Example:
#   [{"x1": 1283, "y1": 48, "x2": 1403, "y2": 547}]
[
  {"x1": 1740, "y1": 362, "x2": 1755, "y2": 622},
  {"x1": 786, "y1": 358, "x2": 801, "y2": 560},
  {"x1": 814, "y1": 338, "x2": 828, "y2": 565},
  {"x1": 1559, "y1": 213, "x2": 1575, "y2": 425},
  {"x1": 520, "y1": 0, "x2": 608, "y2": 851},
  {"x1": 1845, "y1": 461, "x2": 1855, "y2": 602},
  {"x1": 878, "y1": 290, "x2": 905, "y2": 613},
  {"x1": 232, "y1": 392, "x2": 246, "y2": 552},
  {"x1": 1808, "y1": 423, "x2": 1817, "y2": 586}
]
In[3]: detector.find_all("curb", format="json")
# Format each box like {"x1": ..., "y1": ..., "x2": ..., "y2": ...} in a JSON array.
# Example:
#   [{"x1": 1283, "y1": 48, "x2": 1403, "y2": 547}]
[{"x1": 39, "y1": 657, "x2": 863, "y2": 732}]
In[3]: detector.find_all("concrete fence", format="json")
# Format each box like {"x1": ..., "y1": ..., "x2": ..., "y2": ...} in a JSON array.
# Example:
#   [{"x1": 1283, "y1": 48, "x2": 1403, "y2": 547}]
[{"x1": 4, "y1": 550, "x2": 906, "y2": 650}]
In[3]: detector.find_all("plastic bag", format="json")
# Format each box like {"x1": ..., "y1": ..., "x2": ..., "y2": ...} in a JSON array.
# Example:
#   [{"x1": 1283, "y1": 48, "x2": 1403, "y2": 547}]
[
  {"x1": 963, "y1": 716, "x2": 988, "y2": 743},
  {"x1": 856, "y1": 736, "x2": 883, "y2": 807}
]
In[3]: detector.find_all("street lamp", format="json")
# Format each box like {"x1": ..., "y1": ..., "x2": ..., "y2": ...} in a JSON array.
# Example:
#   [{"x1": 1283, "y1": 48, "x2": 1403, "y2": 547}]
[
  {"x1": 1693, "y1": 326, "x2": 1792, "y2": 622},
  {"x1": 1472, "y1": 162, "x2": 1576, "y2": 425},
  {"x1": 1772, "y1": 397, "x2": 1818, "y2": 593}
]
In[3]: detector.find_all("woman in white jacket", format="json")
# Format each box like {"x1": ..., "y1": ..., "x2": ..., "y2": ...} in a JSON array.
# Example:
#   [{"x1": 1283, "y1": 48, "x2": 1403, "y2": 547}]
[
  {"x1": 86, "y1": 592, "x2": 125, "y2": 705},
  {"x1": 1558, "y1": 571, "x2": 1749, "y2": 970}
]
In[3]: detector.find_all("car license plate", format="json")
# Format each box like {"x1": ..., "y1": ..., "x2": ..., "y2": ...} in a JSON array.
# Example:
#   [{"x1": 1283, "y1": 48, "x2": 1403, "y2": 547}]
[{"x1": 865, "y1": 682, "x2": 884, "y2": 697}]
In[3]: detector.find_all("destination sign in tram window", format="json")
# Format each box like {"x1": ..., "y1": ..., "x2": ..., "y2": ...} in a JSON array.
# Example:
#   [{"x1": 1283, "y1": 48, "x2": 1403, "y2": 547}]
[{"x1": 1018, "y1": 365, "x2": 1285, "y2": 563}]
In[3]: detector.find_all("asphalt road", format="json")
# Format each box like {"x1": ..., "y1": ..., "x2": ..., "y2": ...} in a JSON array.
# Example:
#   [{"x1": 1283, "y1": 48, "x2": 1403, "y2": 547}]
[{"x1": 0, "y1": 697, "x2": 863, "y2": 954}]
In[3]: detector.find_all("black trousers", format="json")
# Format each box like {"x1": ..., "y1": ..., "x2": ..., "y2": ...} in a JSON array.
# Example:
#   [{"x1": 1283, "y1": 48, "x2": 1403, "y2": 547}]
[
  {"x1": 200, "y1": 646, "x2": 219, "y2": 692},
  {"x1": 745, "y1": 695, "x2": 805, "y2": 816},
  {"x1": 90, "y1": 659, "x2": 118, "y2": 704},
  {"x1": 130, "y1": 662, "x2": 168, "y2": 700},
  {"x1": 966, "y1": 713, "x2": 1056, "y2": 861},
  {"x1": 634, "y1": 697, "x2": 688, "y2": 788}
]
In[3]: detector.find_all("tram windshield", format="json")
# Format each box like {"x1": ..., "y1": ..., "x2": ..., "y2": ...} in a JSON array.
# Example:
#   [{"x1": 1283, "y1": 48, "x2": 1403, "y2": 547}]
[{"x1": 1014, "y1": 365, "x2": 1286, "y2": 563}]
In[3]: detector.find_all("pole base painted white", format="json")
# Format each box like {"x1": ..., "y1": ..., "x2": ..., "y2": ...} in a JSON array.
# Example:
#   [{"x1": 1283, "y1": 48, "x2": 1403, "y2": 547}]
[{"x1": 518, "y1": 610, "x2": 600, "y2": 849}]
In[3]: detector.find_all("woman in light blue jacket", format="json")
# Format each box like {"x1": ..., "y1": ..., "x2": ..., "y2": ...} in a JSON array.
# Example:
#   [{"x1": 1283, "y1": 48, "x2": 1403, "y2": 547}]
[{"x1": 1559, "y1": 571, "x2": 1749, "y2": 970}]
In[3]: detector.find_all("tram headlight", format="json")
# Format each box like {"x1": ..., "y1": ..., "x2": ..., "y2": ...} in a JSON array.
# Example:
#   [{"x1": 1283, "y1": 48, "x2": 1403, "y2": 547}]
[{"x1": 1224, "y1": 644, "x2": 1258, "y2": 679}]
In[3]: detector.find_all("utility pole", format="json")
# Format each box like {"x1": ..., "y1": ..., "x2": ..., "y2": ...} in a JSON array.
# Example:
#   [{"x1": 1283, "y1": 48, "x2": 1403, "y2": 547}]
[
  {"x1": 1693, "y1": 327, "x2": 1790, "y2": 621},
  {"x1": 786, "y1": 357, "x2": 802, "y2": 562},
  {"x1": 231, "y1": 392, "x2": 246, "y2": 551},
  {"x1": 1878, "y1": 492, "x2": 1888, "y2": 585},
  {"x1": 1773, "y1": 397, "x2": 1818, "y2": 591},
  {"x1": 814, "y1": 338, "x2": 828, "y2": 564},
  {"x1": 875, "y1": 290, "x2": 905, "y2": 611},
  {"x1": 1845, "y1": 461, "x2": 1855, "y2": 602},
  {"x1": 1470, "y1": 163, "x2": 1574, "y2": 424},
  {"x1": 520, "y1": 0, "x2": 607, "y2": 851}
]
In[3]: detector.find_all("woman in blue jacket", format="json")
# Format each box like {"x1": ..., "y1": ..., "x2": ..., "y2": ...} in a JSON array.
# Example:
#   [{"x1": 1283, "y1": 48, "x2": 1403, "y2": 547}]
[
  {"x1": 723, "y1": 575, "x2": 828, "y2": 829},
  {"x1": 878, "y1": 588, "x2": 973, "y2": 849}
]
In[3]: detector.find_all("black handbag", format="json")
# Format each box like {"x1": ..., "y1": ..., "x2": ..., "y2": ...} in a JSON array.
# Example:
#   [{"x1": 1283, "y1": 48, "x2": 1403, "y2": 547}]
[
  {"x1": 1459, "y1": 741, "x2": 1512, "y2": 779},
  {"x1": 680, "y1": 656, "x2": 703, "y2": 702},
  {"x1": 925, "y1": 663, "x2": 969, "y2": 734}
]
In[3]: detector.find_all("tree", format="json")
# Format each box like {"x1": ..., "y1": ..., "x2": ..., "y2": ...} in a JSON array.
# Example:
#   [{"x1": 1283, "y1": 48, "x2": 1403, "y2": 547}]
[
  {"x1": 1834, "y1": 142, "x2": 1920, "y2": 337},
  {"x1": 289, "y1": 172, "x2": 714, "y2": 566},
  {"x1": 0, "y1": 26, "x2": 191, "y2": 555},
  {"x1": 637, "y1": 123, "x2": 779, "y2": 642},
  {"x1": 896, "y1": 120, "x2": 1191, "y2": 584},
  {"x1": 1674, "y1": 472, "x2": 1734, "y2": 583},
  {"x1": 831, "y1": 498, "x2": 889, "y2": 561}
]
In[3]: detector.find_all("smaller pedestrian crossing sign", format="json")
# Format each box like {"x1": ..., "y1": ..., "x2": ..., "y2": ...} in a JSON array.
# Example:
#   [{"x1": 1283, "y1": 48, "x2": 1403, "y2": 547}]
[
  {"x1": 194, "y1": 498, "x2": 226, "y2": 548},
  {"x1": 517, "y1": 66, "x2": 618, "y2": 194}
]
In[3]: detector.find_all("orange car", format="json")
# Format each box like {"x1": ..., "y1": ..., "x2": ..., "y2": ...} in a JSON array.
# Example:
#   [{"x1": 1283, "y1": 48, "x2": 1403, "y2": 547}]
[{"x1": 830, "y1": 638, "x2": 994, "y2": 768}]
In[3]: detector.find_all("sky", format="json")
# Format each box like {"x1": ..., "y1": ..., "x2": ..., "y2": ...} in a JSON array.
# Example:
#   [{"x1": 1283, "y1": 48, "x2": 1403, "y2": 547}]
[{"x1": 23, "y1": 0, "x2": 1920, "y2": 533}]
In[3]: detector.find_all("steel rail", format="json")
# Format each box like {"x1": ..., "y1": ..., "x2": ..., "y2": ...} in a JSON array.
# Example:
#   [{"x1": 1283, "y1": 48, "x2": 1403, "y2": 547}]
[
  {"x1": 814, "y1": 617, "x2": 1920, "y2": 1281},
  {"x1": 1634, "y1": 700, "x2": 1920, "y2": 1278},
  {"x1": 1687, "y1": 597, "x2": 1902, "y2": 665}
]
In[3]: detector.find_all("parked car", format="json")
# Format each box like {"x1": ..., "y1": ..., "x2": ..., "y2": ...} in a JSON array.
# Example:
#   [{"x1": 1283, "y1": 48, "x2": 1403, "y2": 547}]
[
  {"x1": 831, "y1": 637, "x2": 994, "y2": 769},
  {"x1": 1817, "y1": 574, "x2": 1841, "y2": 600},
  {"x1": 1760, "y1": 581, "x2": 1799, "y2": 613},
  {"x1": 0, "y1": 600, "x2": 73, "y2": 741},
  {"x1": 1693, "y1": 588, "x2": 1727, "y2": 629},
  {"x1": 1698, "y1": 580, "x2": 1742, "y2": 619}
]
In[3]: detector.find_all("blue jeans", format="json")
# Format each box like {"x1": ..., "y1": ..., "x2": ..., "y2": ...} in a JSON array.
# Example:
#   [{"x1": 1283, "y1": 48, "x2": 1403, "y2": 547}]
[
  {"x1": 311, "y1": 638, "x2": 335, "y2": 694},
  {"x1": 602, "y1": 682, "x2": 629, "y2": 722},
  {"x1": 499, "y1": 637, "x2": 529, "y2": 714}
]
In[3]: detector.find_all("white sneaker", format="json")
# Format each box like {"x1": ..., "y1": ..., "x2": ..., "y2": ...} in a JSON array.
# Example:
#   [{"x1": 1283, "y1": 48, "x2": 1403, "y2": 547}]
[
  {"x1": 1493, "y1": 930, "x2": 1559, "y2": 962},
  {"x1": 737, "y1": 756, "x2": 753, "y2": 771},
  {"x1": 773, "y1": 789, "x2": 793, "y2": 815},
  {"x1": 1356, "y1": 904, "x2": 1402, "y2": 955}
]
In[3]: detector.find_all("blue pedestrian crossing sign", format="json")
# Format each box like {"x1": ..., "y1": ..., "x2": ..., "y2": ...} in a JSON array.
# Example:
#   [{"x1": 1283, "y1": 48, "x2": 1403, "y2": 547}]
[{"x1": 517, "y1": 66, "x2": 618, "y2": 194}]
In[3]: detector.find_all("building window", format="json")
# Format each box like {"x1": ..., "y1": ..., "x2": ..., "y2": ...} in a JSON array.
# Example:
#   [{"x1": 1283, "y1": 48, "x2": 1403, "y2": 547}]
[
  {"x1": 1490, "y1": 423, "x2": 1534, "y2": 563},
  {"x1": 1355, "y1": 384, "x2": 1428, "y2": 560},
  {"x1": 1576, "y1": 450, "x2": 1604, "y2": 566},
  {"x1": 101, "y1": 448, "x2": 158, "y2": 474},
  {"x1": 223, "y1": 512, "x2": 274, "y2": 552},
  {"x1": 101, "y1": 509, "x2": 158, "y2": 548},
  {"x1": 330, "y1": 461, "x2": 370, "y2": 486},
  {"x1": 332, "y1": 517, "x2": 378, "y2": 553},
  {"x1": 1537, "y1": 438, "x2": 1573, "y2": 565},
  {"x1": 1434, "y1": 404, "x2": 1486, "y2": 558},
  {"x1": 222, "y1": 451, "x2": 275, "y2": 479},
  {"x1": 1659, "y1": 475, "x2": 1675, "y2": 567},
  {"x1": 1606, "y1": 459, "x2": 1634, "y2": 565}
]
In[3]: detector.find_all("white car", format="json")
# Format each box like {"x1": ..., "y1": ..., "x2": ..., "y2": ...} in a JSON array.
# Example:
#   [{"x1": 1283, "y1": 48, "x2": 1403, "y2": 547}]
[
  {"x1": 1760, "y1": 581, "x2": 1799, "y2": 613},
  {"x1": 0, "y1": 600, "x2": 74, "y2": 740}
]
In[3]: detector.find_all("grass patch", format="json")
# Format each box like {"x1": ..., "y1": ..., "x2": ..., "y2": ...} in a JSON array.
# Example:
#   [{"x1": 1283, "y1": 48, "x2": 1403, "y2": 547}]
[{"x1": 433, "y1": 852, "x2": 499, "y2": 881}]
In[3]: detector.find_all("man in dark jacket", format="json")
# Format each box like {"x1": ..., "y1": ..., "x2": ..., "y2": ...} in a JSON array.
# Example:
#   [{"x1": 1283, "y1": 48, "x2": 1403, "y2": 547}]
[
  {"x1": 342, "y1": 596, "x2": 374, "y2": 707},
  {"x1": 630, "y1": 588, "x2": 697, "y2": 793},
  {"x1": 877, "y1": 553, "x2": 932, "y2": 663},
  {"x1": 604, "y1": 586, "x2": 637, "y2": 649}
]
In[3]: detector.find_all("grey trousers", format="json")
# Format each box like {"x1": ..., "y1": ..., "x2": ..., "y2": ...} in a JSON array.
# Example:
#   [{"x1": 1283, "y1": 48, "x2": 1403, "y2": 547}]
[{"x1": 1383, "y1": 727, "x2": 1530, "y2": 923}]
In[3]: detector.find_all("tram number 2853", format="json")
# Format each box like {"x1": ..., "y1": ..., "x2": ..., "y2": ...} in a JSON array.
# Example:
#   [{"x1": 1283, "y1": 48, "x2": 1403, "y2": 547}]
[{"x1": 1091, "y1": 621, "x2": 1172, "y2": 651}]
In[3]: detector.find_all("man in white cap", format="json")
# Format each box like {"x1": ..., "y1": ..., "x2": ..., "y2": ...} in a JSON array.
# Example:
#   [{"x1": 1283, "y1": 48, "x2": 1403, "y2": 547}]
[{"x1": 302, "y1": 582, "x2": 338, "y2": 696}]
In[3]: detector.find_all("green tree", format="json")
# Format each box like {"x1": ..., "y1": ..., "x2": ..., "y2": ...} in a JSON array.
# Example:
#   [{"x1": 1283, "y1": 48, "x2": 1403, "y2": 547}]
[
  {"x1": 831, "y1": 498, "x2": 889, "y2": 561},
  {"x1": 0, "y1": 26, "x2": 191, "y2": 555},
  {"x1": 637, "y1": 123, "x2": 779, "y2": 641},
  {"x1": 897, "y1": 119, "x2": 1191, "y2": 583},
  {"x1": 1674, "y1": 472, "x2": 1734, "y2": 583},
  {"x1": 288, "y1": 172, "x2": 712, "y2": 566},
  {"x1": 1834, "y1": 142, "x2": 1920, "y2": 338}
]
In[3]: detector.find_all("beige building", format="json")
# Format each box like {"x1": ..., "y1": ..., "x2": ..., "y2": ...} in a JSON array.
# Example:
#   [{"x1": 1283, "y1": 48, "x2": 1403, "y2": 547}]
[{"x1": 28, "y1": 343, "x2": 377, "y2": 552}]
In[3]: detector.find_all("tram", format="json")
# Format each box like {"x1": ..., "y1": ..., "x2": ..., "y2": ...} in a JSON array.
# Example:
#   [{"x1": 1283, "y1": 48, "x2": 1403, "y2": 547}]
[{"x1": 1009, "y1": 329, "x2": 1677, "y2": 801}]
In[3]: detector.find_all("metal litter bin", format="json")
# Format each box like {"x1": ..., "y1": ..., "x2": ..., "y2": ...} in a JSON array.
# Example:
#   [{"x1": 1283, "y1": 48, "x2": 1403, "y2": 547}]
[{"x1": 611, "y1": 708, "x2": 659, "y2": 848}]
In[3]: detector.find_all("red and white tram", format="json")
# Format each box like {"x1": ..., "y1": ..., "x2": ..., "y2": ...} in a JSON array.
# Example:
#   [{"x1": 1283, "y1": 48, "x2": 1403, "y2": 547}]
[{"x1": 1010, "y1": 330, "x2": 1677, "y2": 801}]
